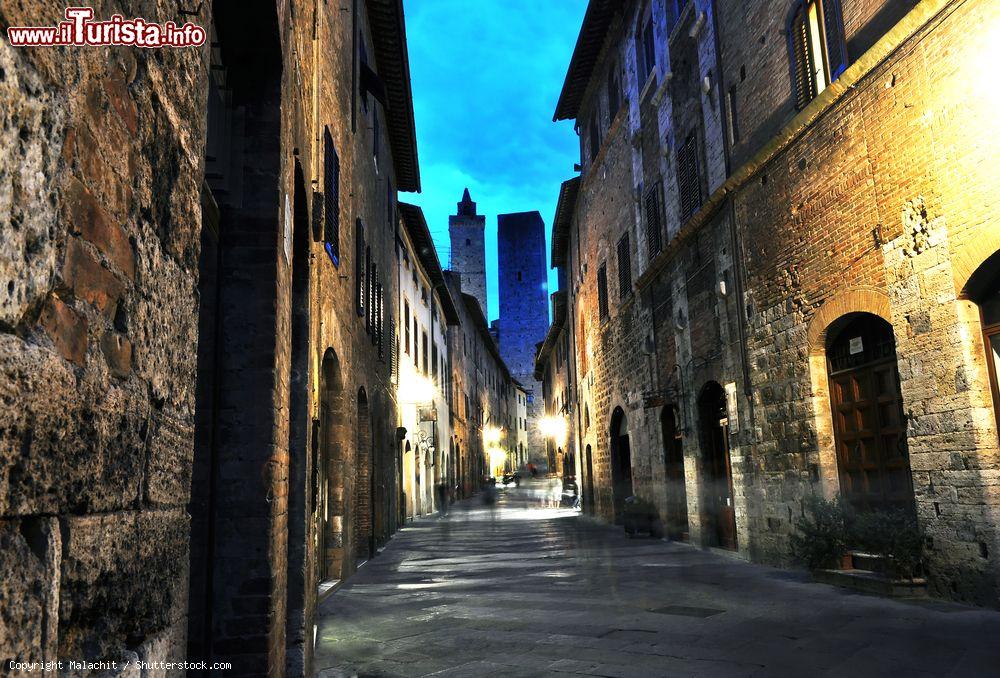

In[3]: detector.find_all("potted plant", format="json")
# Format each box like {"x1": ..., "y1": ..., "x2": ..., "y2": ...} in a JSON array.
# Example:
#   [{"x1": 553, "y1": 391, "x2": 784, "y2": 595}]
[
  {"x1": 852, "y1": 508, "x2": 925, "y2": 580},
  {"x1": 623, "y1": 496, "x2": 664, "y2": 538},
  {"x1": 790, "y1": 495, "x2": 854, "y2": 571}
]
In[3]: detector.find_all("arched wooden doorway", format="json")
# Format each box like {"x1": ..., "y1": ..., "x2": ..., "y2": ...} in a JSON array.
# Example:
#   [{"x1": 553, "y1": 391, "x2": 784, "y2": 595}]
[
  {"x1": 318, "y1": 350, "x2": 344, "y2": 581},
  {"x1": 355, "y1": 388, "x2": 374, "y2": 563},
  {"x1": 827, "y1": 314, "x2": 913, "y2": 513},
  {"x1": 609, "y1": 407, "x2": 634, "y2": 523},
  {"x1": 662, "y1": 406, "x2": 688, "y2": 540},
  {"x1": 698, "y1": 382, "x2": 736, "y2": 550},
  {"x1": 966, "y1": 250, "x2": 1000, "y2": 441}
]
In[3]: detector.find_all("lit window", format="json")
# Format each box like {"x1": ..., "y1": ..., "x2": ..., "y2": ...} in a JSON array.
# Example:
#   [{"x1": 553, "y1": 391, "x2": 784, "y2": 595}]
[{"x1": 790, "y1": 0, "x2": 847, "y2": 109}]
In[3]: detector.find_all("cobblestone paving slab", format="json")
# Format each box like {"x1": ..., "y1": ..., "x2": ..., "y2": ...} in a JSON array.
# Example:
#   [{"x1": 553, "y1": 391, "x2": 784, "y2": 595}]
[{"x1": 316, "y1": 480, "x2": 1000, "y2": 677}]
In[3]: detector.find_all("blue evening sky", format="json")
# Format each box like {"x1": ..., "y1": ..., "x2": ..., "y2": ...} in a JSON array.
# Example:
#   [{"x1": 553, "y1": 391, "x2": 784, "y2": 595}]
[{"x1": 402, "y1": 0, "x2": 587, "y2": 322}]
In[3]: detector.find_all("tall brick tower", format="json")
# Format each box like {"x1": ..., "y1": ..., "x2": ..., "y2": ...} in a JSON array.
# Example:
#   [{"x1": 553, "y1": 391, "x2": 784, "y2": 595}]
[
  {"x1": 448, "y1": 189, "x2": 488, "y2": 318},
  {"x1": 497, "y1": 211, "x2": 549, "y2": 465}
]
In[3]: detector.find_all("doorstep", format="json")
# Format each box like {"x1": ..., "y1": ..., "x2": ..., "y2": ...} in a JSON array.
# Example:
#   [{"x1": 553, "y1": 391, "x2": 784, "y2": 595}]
[{"x1": 813, "y1": 568, "x2": 928, "y2": 598}]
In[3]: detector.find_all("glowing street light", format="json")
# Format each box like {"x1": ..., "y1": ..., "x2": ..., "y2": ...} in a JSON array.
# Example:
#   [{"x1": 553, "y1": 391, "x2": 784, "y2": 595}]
[
  {"x1": 482, "y1": 425, "x2": 503, "y2": 446},
  {"x1": 539, "y1": 415, "x2": 568, "y2": 445},
  {"x1": 397, "y1": 371, "x2": 437, "y2": 405}
]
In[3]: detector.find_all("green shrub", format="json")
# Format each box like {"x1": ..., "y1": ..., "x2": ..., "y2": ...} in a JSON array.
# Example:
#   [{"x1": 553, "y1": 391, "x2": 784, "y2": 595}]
[
  {"x1": 790, "y1": 495, "x2": 853, "y2": 571},
  {"x1": 852, "y1": 508, "x2": 924, "y2": 580}
]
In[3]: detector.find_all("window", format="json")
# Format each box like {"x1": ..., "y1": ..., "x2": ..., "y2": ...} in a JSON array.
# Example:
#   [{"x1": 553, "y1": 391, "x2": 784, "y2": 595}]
[
  {"x1": 323, "y1": 128, "x2": 340, "y2": 266},
  {"x1": 644, "y1": 183, "x2": 663, "y2": 258},
  {"x1": 665, "y1": 0, "x2": 689, "y2": 34},
  {"x1": 404, "y1": 300, "x2": 411, "y2": 355},
  {"x1": 368, "y1": 261, "x2": 377, "y2": 339},
  {"x1": 466, "y1": 238, "x2": 471, "y2": 246},
  {"x1": 517, "y1": 271, "x2": 522, "y2": 282},
  {"x1": 355, "y1": 220, "x2": 365, "y2": 317},
  {"x1": 413, "y1": 319, "x2": 418, "y2": 366},
  {"x1": 636, "y1": 8, "x2": 655, "y2": 83},
  {"x1": 607, "y1": 63, "x2": 621, "y2": 120},
  {"x1": 790, "y1": 0, "x2": 846, "y2": 110},
  {"x1": 432, "y1": 343, "x2": 439, "y2": 381},
  {"x1": 617, "y1": 233, "x2": 632, "y2": 300},
  {"x1": 422, "y1": 332, "x2": 429, "y2": 376},
  {"x1": 597, "y1": 263, "x2": 610, "y2": 320},
  {"x1": 373, "y1": 104, "x2": 380, "y2": 171},
  {"x1": 588, "y1": 115, "x2": 601, "y2": 163},
  {"x1": 376, "y1": 278, "x2": 385, "y2": 360},
  {"x1": 727, "y1": 86, "x2": 740, "y2": 144},
  {"x1": 676, "y1": 130, "x2": 701, "y2": 221},
  {"x1": 365, "y1": 246, "x2": 372, "y2": 333}
]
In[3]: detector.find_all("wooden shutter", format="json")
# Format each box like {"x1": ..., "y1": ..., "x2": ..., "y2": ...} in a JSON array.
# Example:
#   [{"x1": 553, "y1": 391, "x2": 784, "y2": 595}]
[
  {"x1": 676, "y1": 132, "x2": 701, "y2": 221},
  {"x1": 791, "y1": 5, "x2": 814, "y2": 110},
  {"x1": 644, "y1": 184, "x2": 663, "y2": 258},
  {"x1": 355, "y1": 220, "x2": 365, "y2": 316},
  {"x1": 365, "y1": 252, "x2": 373, "y2": 334},
  {"x1": 323, "y1": 128, "x2": 340, "y2": 263},
  {"x1": 617, "y1": 233, "x2": 632, "y2": 300},
  {"x1": 597, "y1": 264, "x2": 610, "y2": 320},
  {"x1": 822, "y1": 0, "x2": 847, "y2": 80}
]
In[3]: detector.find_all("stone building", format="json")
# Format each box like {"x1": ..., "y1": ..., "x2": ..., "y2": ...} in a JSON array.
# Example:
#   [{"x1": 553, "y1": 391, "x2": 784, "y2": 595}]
[
  {"x1": 445, "y1": 272, "x2": 520, "y2": 486},
  {"x1": 396, "y1": 203, "x2": 460, "y2": 519},
  {"x1": 535, "y1": 289, "x2": 577, "y2": 479},
  {"x1": 497, "y1": 210, "x2": 550, "y2": 465},
  {"x1": 3, "y1": 0, "x2": 422, "y2": 674},
  {"x1": 448, "y1": 189, "x2": 489, "y2": 318},
  {"x1": 553, "y1": 0, "x2": 1000, "y2": 605}
]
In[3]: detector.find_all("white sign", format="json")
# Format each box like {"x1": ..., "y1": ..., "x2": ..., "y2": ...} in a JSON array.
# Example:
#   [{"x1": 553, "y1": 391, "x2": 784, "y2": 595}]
[{"x1": 849, "y1": 336, "x2": 864, "y2": 355}]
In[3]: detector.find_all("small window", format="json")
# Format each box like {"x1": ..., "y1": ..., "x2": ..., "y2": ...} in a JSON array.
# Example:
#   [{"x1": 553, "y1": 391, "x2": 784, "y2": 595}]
[
  {"x1": 422, "y1": 332, "x2": 429, "y2": 376},
  {"x1": 355, "y1": 220, "x2": 366, "y2": 317},
  {"x1": 644, "y1": 183, "x2": 663, "y2": 258},
  {"x1": 676, "y1": 130, "x2": 702, "y2": 221},
  {"x1": 636, "y1": 7, "x2": 655, "y2": 83},
  {"x1": 727, "y1": 86, "x2": 740, "y2": 144},
  {"x1": 606, "y1": 63, "x2": 621, "y2": 120},
  {"x1": 588, "y1": 115, "x2": 601, "y2": 163},
  {"x1": 517, "y1": 271, "x2": 522, "y2": 282},
  {"x1": 617, "y1": 233, "x2": 632, "y2": 301},
  {"x1": 404, "y1": 300, "x2": 411, "y2": 355},
  {"x1": 597, "y1": 263, "x2": 610, "y2": 320},
  {"x1": 466, "y1": 238, "x2": 471, "y2": 246},
  {"x1": 365, "y1": 247, "x2": 373, "y2": 333},
  {"x1": 323, "y1": 128, "x2": 340, "y2": 266},
  {"x1": 790, "y1": 0, "x2": 847, "y2": 110}
]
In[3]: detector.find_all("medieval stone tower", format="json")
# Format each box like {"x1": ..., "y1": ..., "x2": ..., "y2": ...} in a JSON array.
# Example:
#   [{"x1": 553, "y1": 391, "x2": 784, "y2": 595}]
[
  {"x1": 448, "y1": 189, "x2": 488, "y2": 318},
  {"x1": 497, "y1": 211, "x2": 549, "y2": 464}
]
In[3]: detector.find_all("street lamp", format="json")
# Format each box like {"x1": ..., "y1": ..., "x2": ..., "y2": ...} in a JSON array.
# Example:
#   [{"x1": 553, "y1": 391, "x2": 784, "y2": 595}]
[{"x1": 539, "y1": 415, "x2": 568, "y2": 447}]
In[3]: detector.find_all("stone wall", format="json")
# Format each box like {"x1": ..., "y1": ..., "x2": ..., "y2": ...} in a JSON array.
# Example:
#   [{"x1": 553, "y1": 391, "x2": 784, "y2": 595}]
[{"x1": 0, "y1": 0, "x2": 208, "y2": 669}]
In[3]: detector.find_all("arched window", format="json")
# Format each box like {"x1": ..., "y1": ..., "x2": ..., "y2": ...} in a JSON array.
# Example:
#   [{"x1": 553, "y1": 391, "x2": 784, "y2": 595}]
[{"x1": 790, "y1": 0, "x2": 846, "y2": 109}]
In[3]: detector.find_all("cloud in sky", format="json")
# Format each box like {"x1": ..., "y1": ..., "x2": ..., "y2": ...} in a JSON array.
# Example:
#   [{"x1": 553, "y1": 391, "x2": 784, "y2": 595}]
[{"x1": 402, "y1": 0, "x2": 586, "y2": 321}]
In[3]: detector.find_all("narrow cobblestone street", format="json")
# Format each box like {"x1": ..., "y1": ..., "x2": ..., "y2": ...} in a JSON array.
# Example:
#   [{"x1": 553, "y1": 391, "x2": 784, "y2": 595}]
[{"x1": 315, "y1": 479, "x2": 1000, "y2": 677}]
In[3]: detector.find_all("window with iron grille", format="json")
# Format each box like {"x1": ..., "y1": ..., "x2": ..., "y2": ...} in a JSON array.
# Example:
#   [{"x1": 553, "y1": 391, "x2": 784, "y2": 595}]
[
  {"x1": 644, "y1": 183, "x2": 663, "y2": 258},
  {"x1": 616, "y1": 233, "x2": 632, "y2": 301},
  {"x1": 369, "y1": 262, "x2": 377, "y2": 341},
  {"x1": 676, "y1": 131, "x2": 701, "y2": 221},
  {"x1": 323, "y1": 128, "x2": 340, "y2": 266},
  {"x1": 355, "y1": 220, "x2": 365, "y2": 316},
  {"x1": 790, "y1": 0, "x2": 847, "y2": 110},
  {"x1": 597, "y1": 263, "x2": 609, "y2": 321}
]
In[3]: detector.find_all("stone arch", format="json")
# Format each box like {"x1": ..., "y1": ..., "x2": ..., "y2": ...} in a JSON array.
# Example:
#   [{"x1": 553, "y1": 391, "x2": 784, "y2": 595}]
[
  {"x1": 804, "y1": 288, "x2": 897, "y2": 500},
  {"x1": 954, "y1": 232, "x2": 1000, "y2": 299},
  {"x1": 806, "y1": 287, "x2": 891, "y2": 356},
  {"x1": 609, "y1": 406, "x2": 633, "y2": 523},
  {"x1": 317, "y1": 349, "x2": 346, "y2": 582}
]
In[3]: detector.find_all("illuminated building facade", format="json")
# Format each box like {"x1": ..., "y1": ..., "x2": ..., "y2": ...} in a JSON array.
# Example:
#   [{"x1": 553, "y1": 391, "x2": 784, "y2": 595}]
[{"x1": 553, "y1": 0, "x2": 1000, "y2": 604}]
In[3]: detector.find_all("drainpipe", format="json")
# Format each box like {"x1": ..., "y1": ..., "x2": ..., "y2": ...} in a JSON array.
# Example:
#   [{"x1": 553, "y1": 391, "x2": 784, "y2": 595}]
[{"x1": 709, "y1": 0, "x2": 757, "y2": 437}]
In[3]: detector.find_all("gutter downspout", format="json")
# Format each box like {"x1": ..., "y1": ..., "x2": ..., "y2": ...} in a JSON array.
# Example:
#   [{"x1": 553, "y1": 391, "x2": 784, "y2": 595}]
[{"x1": 709, "y1": 0, "x2": 757, "y2": 438}]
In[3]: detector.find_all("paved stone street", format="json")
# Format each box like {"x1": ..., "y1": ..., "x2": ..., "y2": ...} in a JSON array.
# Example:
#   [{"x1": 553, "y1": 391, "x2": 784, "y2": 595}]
[{"x1": 315, "y1": 480, "x2": 1000, "y2": 677}]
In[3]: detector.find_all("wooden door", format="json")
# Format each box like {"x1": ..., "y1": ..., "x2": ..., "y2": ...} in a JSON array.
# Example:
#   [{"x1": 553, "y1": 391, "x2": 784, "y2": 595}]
[
  {"x1": 662, "y1": 408, "x2": 689, "y2": 540},
  {"x1": 585, "y1": 446, "x2": 595, "y2": 514},
  {"x1": 708, "y1": 418, "x2": 737, "y2": 550},
  {"x1": 828, "y1": 315, "x2": 913, "y2": 514}
]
